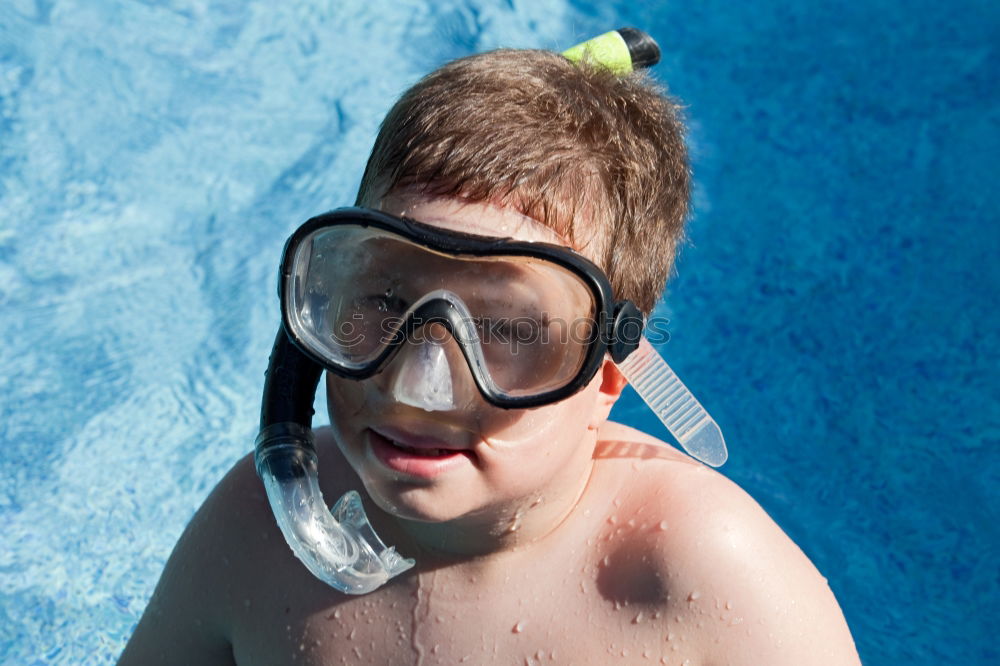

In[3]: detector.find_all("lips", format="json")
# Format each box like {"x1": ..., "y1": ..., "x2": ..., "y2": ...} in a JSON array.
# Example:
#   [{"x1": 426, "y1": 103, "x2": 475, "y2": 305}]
[{"x1": 368, "y1": 426, "x2": 475, "y2": 478}]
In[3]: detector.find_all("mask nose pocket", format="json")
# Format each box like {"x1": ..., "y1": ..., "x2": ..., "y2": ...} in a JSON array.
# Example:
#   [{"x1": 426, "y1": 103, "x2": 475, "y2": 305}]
[{"x1": 391, "y1": 335, "x2": 457, "y2": 411}]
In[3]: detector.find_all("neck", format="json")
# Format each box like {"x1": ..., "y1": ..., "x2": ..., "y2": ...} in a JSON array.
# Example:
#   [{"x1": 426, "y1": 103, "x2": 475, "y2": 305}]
[{"x1": 375, "y1": 438, "x2": 598, "y2": 571}]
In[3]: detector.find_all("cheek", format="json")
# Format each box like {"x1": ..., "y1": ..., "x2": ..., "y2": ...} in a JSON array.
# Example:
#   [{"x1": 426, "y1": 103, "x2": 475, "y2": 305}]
[
  {"x1": 477, "y1": 378, "x2": 603, "y2": 472},
  {"x1": 328, "y1": 368, "x2": 394, "y2": 407},
  {"x1": 483, "y1": 369, "x2": 603, "y2": 438},
  {"x1": 325, "y1": 373, "x2": 372, "y2": 435}
]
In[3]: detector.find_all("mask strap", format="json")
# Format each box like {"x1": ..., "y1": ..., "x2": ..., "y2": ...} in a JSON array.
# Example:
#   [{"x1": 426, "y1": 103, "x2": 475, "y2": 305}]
[{"x1": 615, "y1": 336, "x2": 728, "y2": 467}]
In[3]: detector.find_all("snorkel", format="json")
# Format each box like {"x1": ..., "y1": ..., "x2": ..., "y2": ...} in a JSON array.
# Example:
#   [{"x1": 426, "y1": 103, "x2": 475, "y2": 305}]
[
  {"x1": 255, "y1": 330, "x2": 414, "y2": 594},
  {"x1": 255, "y1": 28, "x2": 724, "y2": 596}
]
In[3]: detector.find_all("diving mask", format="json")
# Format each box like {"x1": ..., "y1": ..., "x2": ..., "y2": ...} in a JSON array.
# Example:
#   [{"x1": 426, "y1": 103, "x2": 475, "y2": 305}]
[{"x1": 282, "y1": 207, "x2": 726, "y2": 460}]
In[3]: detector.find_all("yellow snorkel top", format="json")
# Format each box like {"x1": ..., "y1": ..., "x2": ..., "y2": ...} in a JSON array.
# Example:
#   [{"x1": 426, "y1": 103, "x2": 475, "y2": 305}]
[{"x1": 561, "y1": 27, "x2": 661, "y2": 74}]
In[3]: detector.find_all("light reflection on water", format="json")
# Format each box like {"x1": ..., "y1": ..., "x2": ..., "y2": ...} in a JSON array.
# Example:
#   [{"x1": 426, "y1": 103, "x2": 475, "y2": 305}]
[{"x1": 2, "y1": 1, "x2": 996, "y2": 664}]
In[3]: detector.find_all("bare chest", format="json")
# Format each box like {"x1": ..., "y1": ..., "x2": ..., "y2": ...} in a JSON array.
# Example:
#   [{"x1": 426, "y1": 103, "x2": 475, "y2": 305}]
[{"x1": 233, "y1": 565, "x2": 703, "y2": 665}]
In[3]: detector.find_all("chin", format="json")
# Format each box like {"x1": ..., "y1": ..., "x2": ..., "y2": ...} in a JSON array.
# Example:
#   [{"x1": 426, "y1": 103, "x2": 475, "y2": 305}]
[{"x1": 359, "y1": 475, "x2": 482, "y2": 524}]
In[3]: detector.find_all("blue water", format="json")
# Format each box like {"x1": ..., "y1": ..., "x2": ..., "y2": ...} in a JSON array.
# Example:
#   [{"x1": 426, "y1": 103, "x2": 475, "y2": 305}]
[{"x1": 1, "y1": 1, "x2": 996, "y2": 664}]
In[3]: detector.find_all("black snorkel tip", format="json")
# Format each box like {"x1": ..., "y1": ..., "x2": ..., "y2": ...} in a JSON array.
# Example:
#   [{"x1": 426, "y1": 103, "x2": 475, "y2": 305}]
[{"x1": 616, "y1": 27, "x2": 661, "y2": 70}]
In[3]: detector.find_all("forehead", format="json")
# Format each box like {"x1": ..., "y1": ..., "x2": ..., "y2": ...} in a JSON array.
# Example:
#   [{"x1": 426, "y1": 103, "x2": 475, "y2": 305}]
[{"x1": 377, "y1": 191, "x2": 573, "y2": 247}]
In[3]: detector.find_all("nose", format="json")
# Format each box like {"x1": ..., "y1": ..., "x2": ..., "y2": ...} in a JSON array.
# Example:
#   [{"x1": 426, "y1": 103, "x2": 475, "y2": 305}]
[{"x1": 386, "y1": 322, "x2": 477, "y2": 412}]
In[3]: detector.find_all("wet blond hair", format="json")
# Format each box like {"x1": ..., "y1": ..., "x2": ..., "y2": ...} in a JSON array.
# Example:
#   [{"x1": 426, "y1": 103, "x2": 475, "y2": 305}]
[{"x1": 357, "y1": 48, "x2": 691, "y2": 314}]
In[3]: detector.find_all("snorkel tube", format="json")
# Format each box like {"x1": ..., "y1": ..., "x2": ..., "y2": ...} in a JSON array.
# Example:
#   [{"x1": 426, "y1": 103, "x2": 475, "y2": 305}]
[{"x1": 255, "y1": 329, "x2": 414, "y2": 594}]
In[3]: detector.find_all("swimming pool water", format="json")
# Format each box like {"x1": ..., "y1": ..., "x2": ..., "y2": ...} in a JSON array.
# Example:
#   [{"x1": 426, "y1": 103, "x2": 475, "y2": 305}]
[{"x1": 1, "y1": 1, "x2": 996, "y2": 664}]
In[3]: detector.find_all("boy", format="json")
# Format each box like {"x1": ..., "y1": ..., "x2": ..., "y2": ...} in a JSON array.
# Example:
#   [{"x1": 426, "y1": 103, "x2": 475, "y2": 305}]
[{"x1": 121, "y1": 47, "x2": 860, "y2": 664}]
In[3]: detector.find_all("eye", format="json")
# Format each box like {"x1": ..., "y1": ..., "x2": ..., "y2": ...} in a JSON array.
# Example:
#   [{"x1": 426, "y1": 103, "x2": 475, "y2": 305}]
[
  {"x1": 356, "y1": 289, "x2": 409, "y2": 314},
  {"x1": 473, "y1": 316, "x2": 513, "y2": 338}
]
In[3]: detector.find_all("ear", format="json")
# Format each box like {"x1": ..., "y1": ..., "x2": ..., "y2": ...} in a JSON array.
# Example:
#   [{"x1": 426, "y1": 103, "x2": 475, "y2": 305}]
[{"x1": 588, "y1": 358, "x2": 629, "y2": 430}]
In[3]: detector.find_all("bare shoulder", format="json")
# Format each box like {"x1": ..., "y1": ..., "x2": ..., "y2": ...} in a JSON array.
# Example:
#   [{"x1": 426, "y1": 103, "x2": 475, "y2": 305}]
[
  {"x1": 119, "y1": 431, "x2": 358, "y2": 664},
  {"x1": 118, "y1": 451, "x2": 259, "y2": 664},
  {"x1": 594, "y1": 422, "x2": 860, "y2": 665}
]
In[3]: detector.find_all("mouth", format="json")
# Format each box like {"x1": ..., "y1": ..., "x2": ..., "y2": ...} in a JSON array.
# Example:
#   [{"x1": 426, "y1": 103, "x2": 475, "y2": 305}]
[
  {"x1": 368, "y1": 426, "x2": 475, "y2": 478},
  {"x1": 387, "y1": 442, "x2": 459, "y2": 457}
]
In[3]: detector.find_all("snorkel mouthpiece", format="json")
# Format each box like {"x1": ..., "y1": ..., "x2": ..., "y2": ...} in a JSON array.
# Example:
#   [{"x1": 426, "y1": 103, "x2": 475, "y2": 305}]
[{"x1": 255, "y1": 330, "x2": 414, "y2": 594}]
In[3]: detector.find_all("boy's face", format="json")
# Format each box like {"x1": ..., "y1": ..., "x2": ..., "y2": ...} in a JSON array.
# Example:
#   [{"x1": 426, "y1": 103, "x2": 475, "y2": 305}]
[{"x1": 325, "y1": 193, "x2": 621, "y2": 532}]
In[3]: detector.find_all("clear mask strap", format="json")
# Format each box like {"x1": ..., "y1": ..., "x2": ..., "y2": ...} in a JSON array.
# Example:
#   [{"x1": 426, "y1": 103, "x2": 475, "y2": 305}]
[{"x1": 615, "y1": 337, "x2": 728, "y2": 467}]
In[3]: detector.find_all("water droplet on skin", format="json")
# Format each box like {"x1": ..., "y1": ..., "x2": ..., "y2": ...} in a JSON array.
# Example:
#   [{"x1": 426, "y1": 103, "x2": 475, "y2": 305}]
[
  {"x1": 334, "y1": 609, "x2": 341, "y2": 619},
  {"x1": 613, "y1": 498, "x2": 622, "y2": 508},
  {"x1": 666, "y1": 632, "x2": 675, "y2": 642},
  {"x1": 657, "y1": 521, "x2": 669, "y2": 531},
  {"x1": 687, "y1": 591, "x2": 701, "y2": 601},
  {"x1": 298, "y1": 643, "x2": 305, "y2": 652},
  {"x1": 508, "y1": 519, "x2": 521, "y2": 532},
  {"x1": 725, "y1": 600, "x2": 733, "y2": 610},
  {"x1": 633, "y1": 611, "x2": 645, "y2": 624},
  {"x1": 348, "y1": 629, "x2": 356, "y2": 640},
  {"x1": 512, "y1": 621, "x2": 525, "y2": 633}
]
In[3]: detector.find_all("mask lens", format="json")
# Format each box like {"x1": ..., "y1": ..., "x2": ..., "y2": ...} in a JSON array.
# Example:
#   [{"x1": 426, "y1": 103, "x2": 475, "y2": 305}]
[{"x1": 285, "y1": 223, "x2": 598, "y2": 399}]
